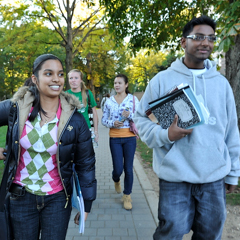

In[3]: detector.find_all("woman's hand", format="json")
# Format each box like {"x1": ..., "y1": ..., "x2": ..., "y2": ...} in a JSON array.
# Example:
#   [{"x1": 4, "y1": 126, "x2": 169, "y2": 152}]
[
  {"x1": 114, "y1": 121, "x2": 124, "y2": 128},
  {"x1": 74, "y1": 212, "x2": 80, "y2": 225},
  {"x1": 0, "y1": 148, "x2": 6, "y2": 160},
  {"x1": 74, "y1": 212, "x2": 89, "y2": 225},
  {"x1": 92, "y1": 107, "x2": 98, "y2": 135},
  {"x1": 94, "y1": 132, "x2": 99, "y2": 142},
  {"x1": 122, "y1": 109, "x2": 130, "y2": 118}
]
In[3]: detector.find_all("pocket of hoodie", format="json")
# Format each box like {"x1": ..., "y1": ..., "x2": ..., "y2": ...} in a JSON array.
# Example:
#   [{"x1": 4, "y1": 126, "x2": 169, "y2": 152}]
[{"x1": 162, "y1": 142, "x2": 227, "y2": 177}]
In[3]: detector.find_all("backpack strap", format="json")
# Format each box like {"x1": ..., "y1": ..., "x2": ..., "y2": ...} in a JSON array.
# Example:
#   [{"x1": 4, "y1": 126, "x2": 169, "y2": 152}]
[{"x1": 86, "y1": 90, "x2": 91, "y2": 108}]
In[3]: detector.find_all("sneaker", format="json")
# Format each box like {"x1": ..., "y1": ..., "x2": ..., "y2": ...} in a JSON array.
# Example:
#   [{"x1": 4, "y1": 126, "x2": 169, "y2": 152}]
[
  {"x1": 114, "y1": 181, "x2": 122, "y2": 194},
  {"x1": 122, "y1": 194, "x2": 132, "y2": 210}
]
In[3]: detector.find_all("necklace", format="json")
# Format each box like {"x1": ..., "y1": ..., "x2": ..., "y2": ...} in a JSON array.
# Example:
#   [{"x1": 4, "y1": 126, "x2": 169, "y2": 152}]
[
  {"x1": 41, "y1": 113, "x2": 56, "y2": 125},
  {"x1": 40, "y1": 103, "x2": 59, "y2": 126},
  {"x1": 44, "y1": 119, "x2": 49, "y2": 125}
]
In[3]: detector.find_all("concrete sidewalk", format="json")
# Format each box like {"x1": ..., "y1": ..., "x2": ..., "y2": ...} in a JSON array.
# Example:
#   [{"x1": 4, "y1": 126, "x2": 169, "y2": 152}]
[{"x1": 66, "y1": 110, "x2": 158, "y2": 240}]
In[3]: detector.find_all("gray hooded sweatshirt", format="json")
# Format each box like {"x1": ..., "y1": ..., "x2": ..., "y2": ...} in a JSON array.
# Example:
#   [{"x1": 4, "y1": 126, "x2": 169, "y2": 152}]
[{"x1": 134, "y1": 57, "x2": 240, "y2": 185}]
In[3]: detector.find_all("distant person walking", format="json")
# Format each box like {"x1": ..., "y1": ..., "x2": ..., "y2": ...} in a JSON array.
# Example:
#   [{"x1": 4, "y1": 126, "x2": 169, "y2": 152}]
[
  {"x1": 101, "y1": 74, "x2": 139, "y2": 210},
  {"x1": 66, "y1": 69, "x2": 99, "y2": 143},
  {"x1": 100, "y1": 93, "x2": 110, "y2": 112},
  {"x1": 0, "y1": 54, "x2": 97, "y2": 240}
]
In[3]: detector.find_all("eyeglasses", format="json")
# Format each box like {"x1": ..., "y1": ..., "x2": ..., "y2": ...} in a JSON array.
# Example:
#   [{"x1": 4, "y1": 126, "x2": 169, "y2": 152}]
[{"x1": 186, "y1": 35, "x2": 217, "y2": 42}]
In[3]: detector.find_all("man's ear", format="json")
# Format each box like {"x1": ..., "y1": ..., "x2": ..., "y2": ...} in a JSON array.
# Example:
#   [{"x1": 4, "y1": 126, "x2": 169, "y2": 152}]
[{"x1": 181, "y1": 37, "x2": 186, "y2": 49}]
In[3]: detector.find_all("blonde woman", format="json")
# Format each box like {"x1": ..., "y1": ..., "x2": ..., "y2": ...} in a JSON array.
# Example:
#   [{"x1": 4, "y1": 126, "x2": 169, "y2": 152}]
[{"x1": 66, "y1": 69, "x2": 99, "y2": 142}]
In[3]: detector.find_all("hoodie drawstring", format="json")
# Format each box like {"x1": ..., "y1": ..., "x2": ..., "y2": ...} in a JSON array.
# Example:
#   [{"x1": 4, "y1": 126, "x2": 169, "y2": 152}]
[
  {"x1": 193, "y1": 74, "x2": 196, "y2": 93},
  {"x1": 192, "y1": 72, "x2": 208, "y2": 111},
  {"x1": 202, "y1": 74, "x2": 208, "y2": 111}
]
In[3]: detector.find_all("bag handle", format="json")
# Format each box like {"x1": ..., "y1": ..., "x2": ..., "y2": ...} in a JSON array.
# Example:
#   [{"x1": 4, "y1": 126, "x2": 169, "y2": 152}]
[{"x1": 132, "y1": 95, "x2": 135, "y2": 113}]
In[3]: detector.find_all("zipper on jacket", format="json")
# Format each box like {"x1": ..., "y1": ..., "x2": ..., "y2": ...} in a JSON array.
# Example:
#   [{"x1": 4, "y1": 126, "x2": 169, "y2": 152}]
[
  {"x1": 14, "y1": 103, "x2": 21, "y2": 165},
  {"x1": 57, "y1": 107, "x2": 76, "y2": 208}
]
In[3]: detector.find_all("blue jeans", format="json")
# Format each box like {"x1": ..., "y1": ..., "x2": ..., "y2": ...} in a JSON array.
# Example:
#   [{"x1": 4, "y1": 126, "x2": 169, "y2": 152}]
[
  {"x1": 10, "y1": 190, "x2": 72, "y2": 240},
  {"x1": 110, "y1": 137, "x2": 136, "y2": 195},
  {"x1": 153, "y1": 179, "x2": 226, "y2": 240}
]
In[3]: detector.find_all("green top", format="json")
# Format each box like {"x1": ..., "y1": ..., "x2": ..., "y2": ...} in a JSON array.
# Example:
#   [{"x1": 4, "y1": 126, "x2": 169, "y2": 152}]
[{"x1": 66, "y1": 89, "x2": 97, "y2": 129}]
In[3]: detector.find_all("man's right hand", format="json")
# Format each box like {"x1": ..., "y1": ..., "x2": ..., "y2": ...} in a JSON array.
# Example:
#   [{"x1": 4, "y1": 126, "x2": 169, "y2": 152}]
[
  {"x1": 168, "y1": 115, "x2": 193, "y2": 141},
  {"x1": 0, "y1": 148, "x2": 6, "y2": 160}
]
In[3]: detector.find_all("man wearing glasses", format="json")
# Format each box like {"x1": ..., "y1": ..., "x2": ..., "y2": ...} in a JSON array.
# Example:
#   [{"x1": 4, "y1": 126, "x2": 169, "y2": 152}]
[{"x1": 134, "y1": 15, "x2": 240, "y2": 240}]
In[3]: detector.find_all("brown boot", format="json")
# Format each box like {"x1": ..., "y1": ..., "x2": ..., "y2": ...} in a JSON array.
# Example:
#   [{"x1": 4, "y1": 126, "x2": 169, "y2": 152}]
[
  {"x1": 122, "y1": 194, "x2": 132, "y2": 210},
  {"x1": 114, "y1": 181, "x2": 122, "y2": 194}
]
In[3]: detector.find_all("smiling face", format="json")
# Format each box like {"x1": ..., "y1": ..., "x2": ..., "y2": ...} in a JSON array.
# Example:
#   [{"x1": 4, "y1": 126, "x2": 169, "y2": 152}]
[
  {"x1": 114, "y1": 77, "x2": 128, "y2": 94},
  {"x1": 32, "y1": 59, "x2": 64, "y2": 99},
  {"x1": 68, "y1": 71, "x2": 82, "y2": 92},
  {"x1": 181, "y1": 24, "x2": 215, "y2": 69}
]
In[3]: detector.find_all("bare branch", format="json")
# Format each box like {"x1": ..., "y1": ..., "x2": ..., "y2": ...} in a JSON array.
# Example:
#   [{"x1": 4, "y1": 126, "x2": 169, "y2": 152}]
[
  {"x1": 39, "y1": 0, "x2": 67, "y2": 43},
  {"x1": 62, "y1": 0, "x2": 67, "y2": 10},
  {"x1": 70, "y1": 0, "x2": 77, "y2": 17},
  {"x1": 34, "y1": 40, "x2": 62, "y2": 46},
  {"x1": 66, "y1": 0, "x2": 77, "y2": 26},
  {"x1": 73, "y1": 7, "x2": 103, "y2": 38},
  {"x1": 73, "y1": 18, "x2": 104, "y2": 56},
  {"x1": 56, "y1": 0, "x2": 67, "y2": 22}
]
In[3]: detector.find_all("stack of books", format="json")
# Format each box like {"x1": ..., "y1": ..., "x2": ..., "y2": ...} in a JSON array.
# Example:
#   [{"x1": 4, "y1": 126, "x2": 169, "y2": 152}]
[{"x1": 145, "y1": 84, "x2": 208, "y2": 129}]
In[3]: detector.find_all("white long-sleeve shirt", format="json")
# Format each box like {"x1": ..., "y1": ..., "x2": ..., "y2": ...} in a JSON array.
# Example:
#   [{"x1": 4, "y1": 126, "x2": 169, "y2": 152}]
[{"x1": 101, "y1": 94, "x2": 140, "y2": 128}]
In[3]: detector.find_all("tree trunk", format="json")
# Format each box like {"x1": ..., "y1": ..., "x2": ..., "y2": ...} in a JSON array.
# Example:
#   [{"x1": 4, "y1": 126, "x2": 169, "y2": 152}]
[
  {"x1": 225, "y1": 34, "x2": 240, "y2": 129},
  {"x1": 86, "y1": 52, "x2": 95, "y2": 96},
  {"x1": 65, "y1": 44, "x2": 73, "y2": 90},
  {"x1": 64, "y1": 2, "x2": 73, "y2": 90}
]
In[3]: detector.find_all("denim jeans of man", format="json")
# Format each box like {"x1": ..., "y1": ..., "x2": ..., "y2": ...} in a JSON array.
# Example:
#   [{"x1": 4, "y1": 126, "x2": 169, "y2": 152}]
[
  {"x1": 10, "y1": 190, "x2": 72, "y2": 240},
  {"x1": 110, "y1": 136, "x2": 136, "y2": 195},
  {"x1": 153, "y1": 179, "x2": 226, "y2": 240}
]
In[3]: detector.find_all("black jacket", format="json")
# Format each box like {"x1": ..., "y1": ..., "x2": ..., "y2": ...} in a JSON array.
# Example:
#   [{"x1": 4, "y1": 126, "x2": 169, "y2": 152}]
[{"x1": 0, "y1": 87, "x2": 96, "y2": 212}]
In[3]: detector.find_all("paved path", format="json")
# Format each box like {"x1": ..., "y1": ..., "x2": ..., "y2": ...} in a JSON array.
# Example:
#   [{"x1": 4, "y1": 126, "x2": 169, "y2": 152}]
[{"x1": 66, "y1": 110, "x2": 158, "y2": 240}]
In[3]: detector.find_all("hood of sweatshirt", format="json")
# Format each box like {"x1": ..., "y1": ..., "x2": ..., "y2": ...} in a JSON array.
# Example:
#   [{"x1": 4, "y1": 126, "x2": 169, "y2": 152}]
[
  {"x1": 169, "y1": 58, "x2": 221, "y2": 111},
  {"x1": 168, "y1": 57, "x2": 220, "y2": 78}
]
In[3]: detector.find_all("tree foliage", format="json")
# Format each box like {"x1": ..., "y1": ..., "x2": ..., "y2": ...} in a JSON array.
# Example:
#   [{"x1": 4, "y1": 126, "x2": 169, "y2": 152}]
[
  {"x1": 0, "y1": 20, "x2": 65, "y2": 99},
  {"x1": 100, "y1": 0, "x2": 215, "y2": 51},
  {"x1": 72, "y1": 28, "x2": 128, "y2": 96},
  {"x1": 100, "y1": 0, "x2": 240, "y2": 53},
  {"x1": 0, "y1": 1, "x2": 129, "y2": 99},
  {"x1": 126, "y1": 50, "x2": 167, "y2": 92},
  {"x1": 216, "y1": 0, "x2": 240, "y2": 52},
  {"x1": 0, "y1": 0, "x2": 106, "y2": 90}
]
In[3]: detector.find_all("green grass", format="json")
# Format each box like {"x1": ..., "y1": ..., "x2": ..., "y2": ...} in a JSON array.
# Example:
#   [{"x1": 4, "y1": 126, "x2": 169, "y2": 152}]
[
  {"x1": 136, "y1": 138, "x2": 153, "y2": 167},
  {"x1": 0, "y1": 126, "x2": 7, "y2": 147},
  {"x1": 0, "y1": 126, "x2": 7, "y2": 181},
  {"x1": 136, "y1": 137, "x2": 240, "y2": 205},
  {"x1": 226, "y1": 180, "x2": 240, "y2": 205}
]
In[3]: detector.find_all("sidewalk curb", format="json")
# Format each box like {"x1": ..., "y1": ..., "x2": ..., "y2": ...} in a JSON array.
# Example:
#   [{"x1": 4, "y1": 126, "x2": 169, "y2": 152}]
[{"x1": 133, "y1": 155, "x2": 158, "y2": 226}]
